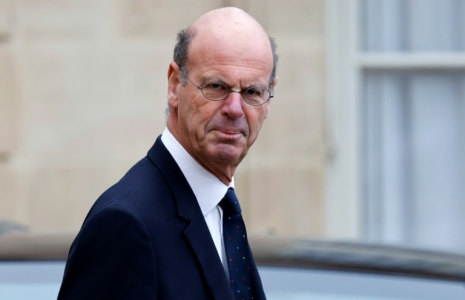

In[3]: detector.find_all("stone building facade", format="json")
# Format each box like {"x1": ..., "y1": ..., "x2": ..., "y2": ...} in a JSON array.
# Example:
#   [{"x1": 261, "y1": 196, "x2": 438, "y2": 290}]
[{"x1": 0, "y1": 0, "x2": 327, "y2": 238}]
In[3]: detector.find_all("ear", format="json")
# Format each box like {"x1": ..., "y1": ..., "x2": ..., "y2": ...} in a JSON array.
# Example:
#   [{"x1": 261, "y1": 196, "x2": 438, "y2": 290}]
[
  {"x1": 264, "y1": 75, "x2": 278, "y2": 119},
  {"x1": 263, "y1": 102, "x2": 270, "y2": 119},
  {"x1": 271, "y1": 75, "x2": 279, "y2": 91},
  {"x1": 168, "y1": 61, "x2": 181, "y2": 109}
]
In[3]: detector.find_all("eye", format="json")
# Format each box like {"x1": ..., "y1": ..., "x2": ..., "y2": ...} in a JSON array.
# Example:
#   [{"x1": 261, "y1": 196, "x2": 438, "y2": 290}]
[
  {"x1": 243, "y1": 87, "x2": 269, "y2": 105},
  {"x1": 245, "y1": 87, "x2": 264, "y2": 97},
  {"x1": 206, "y1": 83, "x2": 226, "y2": 91},
  {"x1": 201, "y1": 82, "x2": 229, "y2": 100}
]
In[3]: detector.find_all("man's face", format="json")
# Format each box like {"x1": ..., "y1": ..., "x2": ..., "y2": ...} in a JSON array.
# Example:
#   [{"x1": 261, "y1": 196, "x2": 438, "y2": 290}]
[{"x1": 168, "y1": 27, "x2": 277, "y2": 180}]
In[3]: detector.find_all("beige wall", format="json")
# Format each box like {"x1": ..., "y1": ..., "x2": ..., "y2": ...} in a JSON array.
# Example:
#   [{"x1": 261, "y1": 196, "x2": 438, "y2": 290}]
[{"x1": 0, "y1": 0, "x2": 326, "y2": 238}]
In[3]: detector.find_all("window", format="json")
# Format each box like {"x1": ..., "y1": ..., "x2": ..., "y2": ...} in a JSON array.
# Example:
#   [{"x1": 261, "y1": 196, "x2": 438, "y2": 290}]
[{"x1": 326, "y1": 0, "x2": 465, "y2": 254}]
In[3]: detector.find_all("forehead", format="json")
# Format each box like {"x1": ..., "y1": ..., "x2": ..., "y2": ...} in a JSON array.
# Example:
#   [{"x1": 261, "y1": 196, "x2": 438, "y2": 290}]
[{"x1": 187, "y1": 23, "x2": 273, "y2": 82}]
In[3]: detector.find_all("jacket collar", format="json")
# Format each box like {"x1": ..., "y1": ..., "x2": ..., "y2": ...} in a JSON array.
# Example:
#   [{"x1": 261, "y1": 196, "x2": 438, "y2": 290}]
[
  {"x1": 147, "y1": 136, "x2": 235, "y2": 300},
  {"x1": 160, "y1": 128, "x2": 233, "y2": 217}
]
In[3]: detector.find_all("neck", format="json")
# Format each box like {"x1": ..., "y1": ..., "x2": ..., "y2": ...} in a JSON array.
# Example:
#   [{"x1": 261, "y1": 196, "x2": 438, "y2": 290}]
[{"x1": 167, "y1": 117, "x2": 235, "y2": 186}]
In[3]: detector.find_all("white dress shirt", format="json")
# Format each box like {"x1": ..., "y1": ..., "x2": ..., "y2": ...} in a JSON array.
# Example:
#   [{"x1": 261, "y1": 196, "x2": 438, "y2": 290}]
[{"x1": 161, "y1": 128, "x2": 232, "y2": 278}]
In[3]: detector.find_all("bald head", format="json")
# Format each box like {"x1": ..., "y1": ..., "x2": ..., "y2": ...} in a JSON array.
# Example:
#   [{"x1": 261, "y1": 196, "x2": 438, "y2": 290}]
[
  {"x1": 192, "y1": 7, "x2": 265, "y2": 38},
  {"x1": 173, "y1": 7, "x2": 278, "y2": 88},
  {"x1": 193, "y1": 7, "x2": 255, "y2": 25}
]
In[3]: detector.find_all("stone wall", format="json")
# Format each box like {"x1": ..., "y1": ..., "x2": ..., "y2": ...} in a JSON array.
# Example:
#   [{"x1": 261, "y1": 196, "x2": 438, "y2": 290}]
[{"x1": 0, "y1": 0, "x2": 326, "y2": 237}]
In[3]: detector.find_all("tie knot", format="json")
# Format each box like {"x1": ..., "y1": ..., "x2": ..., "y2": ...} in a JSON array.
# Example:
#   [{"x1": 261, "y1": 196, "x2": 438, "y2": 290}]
[{"x1": 219, "y1": 188, "x2": 242, "y2": 214}]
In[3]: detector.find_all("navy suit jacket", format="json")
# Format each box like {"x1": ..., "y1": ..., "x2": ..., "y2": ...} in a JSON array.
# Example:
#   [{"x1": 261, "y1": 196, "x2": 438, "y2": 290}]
[{"x1": 58, "y1": 136, "x2": 266, "y2": 300}]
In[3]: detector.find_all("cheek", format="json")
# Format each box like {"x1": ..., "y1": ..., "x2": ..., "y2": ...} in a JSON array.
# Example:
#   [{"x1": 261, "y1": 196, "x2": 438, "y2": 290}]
[
  {"x1": 181, "y1": 97, "x2": 217, "y2": 136},
  {"x1": 246, "y1": 110, "x2": 267, "y2": 141}
]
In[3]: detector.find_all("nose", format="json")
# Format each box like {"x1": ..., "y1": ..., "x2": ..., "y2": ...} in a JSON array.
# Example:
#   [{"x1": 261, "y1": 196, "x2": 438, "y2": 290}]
[{"x1": 221, "y1": 91, "x2": 244, "y2": 119}]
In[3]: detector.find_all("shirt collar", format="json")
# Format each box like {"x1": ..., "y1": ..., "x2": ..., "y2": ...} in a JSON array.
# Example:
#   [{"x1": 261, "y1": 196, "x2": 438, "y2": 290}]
[{"x1": 161, "y1": 128, "x2": 234, "y2": 216}]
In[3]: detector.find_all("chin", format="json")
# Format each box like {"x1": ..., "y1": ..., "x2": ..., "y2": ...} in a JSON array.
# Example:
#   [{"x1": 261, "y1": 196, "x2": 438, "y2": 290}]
[{"x1": 207, "y1": 144, "x2": 246, "y2": 164}]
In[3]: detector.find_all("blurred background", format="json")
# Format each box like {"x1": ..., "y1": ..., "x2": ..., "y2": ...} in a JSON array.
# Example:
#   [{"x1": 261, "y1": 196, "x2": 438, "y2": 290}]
[{"x1": 0, "y1": 0, "x2": 464, "y2": 256}]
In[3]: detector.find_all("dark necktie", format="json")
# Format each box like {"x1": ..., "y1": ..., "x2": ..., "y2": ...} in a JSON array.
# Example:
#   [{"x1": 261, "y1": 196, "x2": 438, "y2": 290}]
[{"x1": 220, "y1": 188, "x2": 254, "y2": 300}]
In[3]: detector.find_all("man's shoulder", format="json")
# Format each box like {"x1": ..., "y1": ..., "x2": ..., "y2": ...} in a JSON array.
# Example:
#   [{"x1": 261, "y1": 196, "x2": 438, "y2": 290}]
[
  {"x1": 85, "y1": 156, "x2": 175, "y2": 222},
  {"x1": 111, "y1": 156, "x2": 165, "y2": 196}
]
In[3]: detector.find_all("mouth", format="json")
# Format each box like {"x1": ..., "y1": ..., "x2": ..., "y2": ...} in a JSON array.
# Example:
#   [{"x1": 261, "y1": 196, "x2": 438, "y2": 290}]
[{"x1": 213, "y1": 129, "x2": 245, "y2": 141}]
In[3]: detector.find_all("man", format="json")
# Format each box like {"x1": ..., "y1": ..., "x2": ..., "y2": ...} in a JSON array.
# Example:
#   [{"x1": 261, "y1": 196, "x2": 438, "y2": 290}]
[{"x1": 58, "y1": 7, "x2": 278, "y2": 300}]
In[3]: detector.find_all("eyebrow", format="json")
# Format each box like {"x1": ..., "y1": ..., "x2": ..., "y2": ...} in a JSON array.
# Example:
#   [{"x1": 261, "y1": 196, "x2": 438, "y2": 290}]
[{"x1": 199, "y1": 76, "x2": 267, "y2": 89}]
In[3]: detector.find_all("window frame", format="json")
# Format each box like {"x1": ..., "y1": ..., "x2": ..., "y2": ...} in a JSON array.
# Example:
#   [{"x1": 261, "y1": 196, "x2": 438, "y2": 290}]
[{"x1": 324, "y1": 0, "x2": 465, "y2": 240}]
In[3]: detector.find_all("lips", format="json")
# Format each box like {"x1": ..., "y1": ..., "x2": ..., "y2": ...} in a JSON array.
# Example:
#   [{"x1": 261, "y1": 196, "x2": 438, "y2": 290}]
[
  {"x1": 218, "y1": 129, "x2": 243, "y2": 135},
  {"x1": 207, "y1": 120, "x2": 249, "y2": 141},
  {"x1": 214, "y1": 129, "x2": 244, "y2": 140}
]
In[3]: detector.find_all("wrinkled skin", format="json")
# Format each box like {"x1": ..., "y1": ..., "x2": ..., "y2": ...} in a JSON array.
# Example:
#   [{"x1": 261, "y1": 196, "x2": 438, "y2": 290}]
[{"x1": 167, "y1": 8, "x2": 278, "y2": 185}]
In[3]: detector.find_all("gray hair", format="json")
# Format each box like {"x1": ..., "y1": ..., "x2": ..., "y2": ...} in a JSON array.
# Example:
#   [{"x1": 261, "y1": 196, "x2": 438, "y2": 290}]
[
  {"x1": 166, "y1": 27, "x2": 279, "y2": 117},
  {"x1": 173, "y1": 27, "x2": 196, "y2": 86}
]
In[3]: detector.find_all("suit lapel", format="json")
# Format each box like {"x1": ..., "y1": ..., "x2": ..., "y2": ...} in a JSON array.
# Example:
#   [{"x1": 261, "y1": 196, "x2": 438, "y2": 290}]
[
  {"x1": 148, "y1": 136, "x2": 235, "y2": 300},
  {"x1": 184, "y1": 218, "x2": 235, "y2": 300}
]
